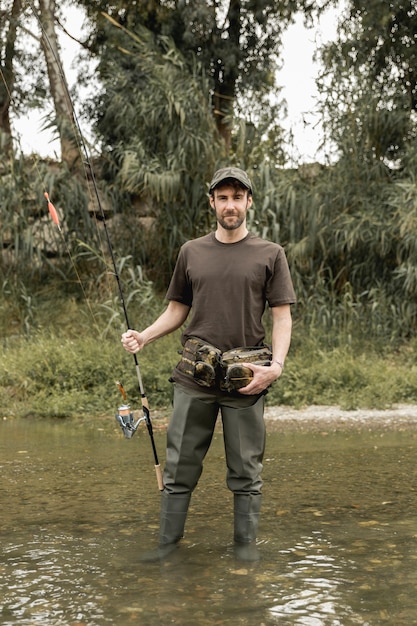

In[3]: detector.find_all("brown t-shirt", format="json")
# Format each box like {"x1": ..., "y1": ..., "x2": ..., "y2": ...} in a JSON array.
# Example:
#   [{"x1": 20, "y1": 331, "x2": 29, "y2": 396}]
[{"x1": 166, "y1": 232, "x2": 296, "y2": 389}]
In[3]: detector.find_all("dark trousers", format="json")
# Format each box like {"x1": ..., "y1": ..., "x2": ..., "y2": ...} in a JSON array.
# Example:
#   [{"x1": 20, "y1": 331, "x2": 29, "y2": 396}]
[{"x1": 163, "y1": 384, "x2": 266, "y2": 495}]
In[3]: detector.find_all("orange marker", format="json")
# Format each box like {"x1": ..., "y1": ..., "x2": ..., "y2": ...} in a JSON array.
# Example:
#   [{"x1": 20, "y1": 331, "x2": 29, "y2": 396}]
[
  {"x1": 44, "y1": 191, "x2": 60, "y2": 227},
  {"x1": 116, "y1": 381, "x2": 127, "y2": 403}
]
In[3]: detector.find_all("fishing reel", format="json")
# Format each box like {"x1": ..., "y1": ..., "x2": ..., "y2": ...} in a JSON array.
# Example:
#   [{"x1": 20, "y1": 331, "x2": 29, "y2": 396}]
[
  {"x1": 114, "y1": 381, "x2": 164, "y2": 491},
  {"x1": 115, "y1": 381, "x2": 146, "y2": 438},
  {"x1": 115, "y1": 404, "x2": 147, "y2": 439}
]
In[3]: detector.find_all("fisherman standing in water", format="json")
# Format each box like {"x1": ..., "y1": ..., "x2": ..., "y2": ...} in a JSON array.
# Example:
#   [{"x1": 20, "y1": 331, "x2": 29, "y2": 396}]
[{"x1": 122, "y1": 167, "x2": 296, "y2": 561}]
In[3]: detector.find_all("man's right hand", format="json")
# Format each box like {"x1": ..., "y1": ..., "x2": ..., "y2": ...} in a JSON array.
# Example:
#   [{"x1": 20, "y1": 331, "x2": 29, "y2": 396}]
[{"x1": 121, "y1": 330, "x2": 144, "y2": 354}]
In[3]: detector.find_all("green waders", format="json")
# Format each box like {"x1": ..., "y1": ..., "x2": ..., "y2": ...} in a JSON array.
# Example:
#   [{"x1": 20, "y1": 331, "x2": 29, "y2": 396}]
[
  {"x1": 143, "y1": 384, "x2": 265, "y2": 561},
  {"x1": 140, "y1": 491, "x2": 192, "y2": 562},
  {"x1": 233, "y1": 493, "x2": 262, "y2": 561}
]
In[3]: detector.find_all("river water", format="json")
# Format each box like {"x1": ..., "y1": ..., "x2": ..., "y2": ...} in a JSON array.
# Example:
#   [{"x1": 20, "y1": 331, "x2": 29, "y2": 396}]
[{"x1": 1, "y1": 416, "x2": 417, "y2": 625}]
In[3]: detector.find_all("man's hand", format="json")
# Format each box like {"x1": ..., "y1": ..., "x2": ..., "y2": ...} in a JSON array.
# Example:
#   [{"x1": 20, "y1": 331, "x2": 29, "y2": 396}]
[
  {"x1": 121, "y1": 330, "x2": 145, "y2": 354},
  {"x1": 238, "y1": 361, "x2": 283, "y2": 395}
]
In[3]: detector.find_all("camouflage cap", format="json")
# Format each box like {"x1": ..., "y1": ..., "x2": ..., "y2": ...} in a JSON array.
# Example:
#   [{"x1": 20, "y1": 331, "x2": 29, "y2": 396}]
[{"x1": 209, "y1": 167, "x2": 252, "y2": 193}]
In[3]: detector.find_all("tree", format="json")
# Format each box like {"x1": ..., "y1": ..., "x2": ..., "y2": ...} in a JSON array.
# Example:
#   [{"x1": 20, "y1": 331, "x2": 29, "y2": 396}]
[
  {"x1": 89, "y1": 15, "x2": 221, "y2": 286},
  {"x1": 0, "y1": 0, "x2": 80, "y2": 166},
  {"x1": 37, "y1": 0, "x2": 80, "y2": 167},
  {"x1": 318, "y1": 0, "x2": 417, "y2": 167},
  {"x1": 77, "y1": 0, "x2": 334, "y2": 154},
  {"x1": 0, "y1": 0, "x2": 105, "y2": 290},
  {"x1": 272, "y1": 0, "x2": 417, "y2": 339},
  {"x1": 58, "y1": 0, "x2": 336, "y2": 287},
  {"x1": 0, "y1": 0, "x2": 23, "y2": 155}
]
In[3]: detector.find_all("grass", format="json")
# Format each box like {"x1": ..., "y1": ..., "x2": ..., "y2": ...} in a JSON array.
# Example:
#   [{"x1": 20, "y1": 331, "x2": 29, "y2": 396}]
[
  {"x1": 267, "y1": 341, "x2": 417, "y2": 410},
  {"x1": 2, "y1": 291, "x2": 417, "y2": 419},
  {"x1": 0, "y1": 328, "x2": 179, "y2": 419}
]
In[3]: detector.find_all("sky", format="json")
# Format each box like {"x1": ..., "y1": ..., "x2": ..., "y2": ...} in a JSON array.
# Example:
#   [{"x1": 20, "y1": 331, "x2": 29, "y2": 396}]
[
  {"x1": 277, "y1": 9, "x2": 340, "y2": 164},
  {"x1": 13, "y1": 6, "x2": 341, "y2": 165}
]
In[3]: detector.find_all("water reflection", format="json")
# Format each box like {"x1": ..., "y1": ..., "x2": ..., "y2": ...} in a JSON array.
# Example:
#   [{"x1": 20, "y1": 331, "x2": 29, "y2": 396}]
[{"x1": 1, "y1": 418, "x2": 417, "y2": 625}]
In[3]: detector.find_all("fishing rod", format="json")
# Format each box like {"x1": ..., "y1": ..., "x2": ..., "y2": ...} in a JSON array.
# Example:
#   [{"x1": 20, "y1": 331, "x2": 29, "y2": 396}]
[{"x1": 28, "y1": 0, "x2": 163, "y2": 491}]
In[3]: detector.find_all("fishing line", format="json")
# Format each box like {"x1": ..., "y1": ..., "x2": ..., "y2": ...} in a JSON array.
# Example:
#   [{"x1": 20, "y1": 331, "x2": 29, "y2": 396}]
[
  {"x1": 25, "y1": 0, "x2": 133, "y2": 329},
  {"x1": 43, "y1": 190, "x2": 99, "y2": 324},
  {"x1": 13, "y1": 1, "x2": 163, "y2": 490}
]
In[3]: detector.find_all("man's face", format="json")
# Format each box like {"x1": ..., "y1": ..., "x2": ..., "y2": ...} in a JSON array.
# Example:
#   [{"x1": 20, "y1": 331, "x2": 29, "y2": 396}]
[{"x1": 210, "y1": 184, "x2": 252, "y2": 231}]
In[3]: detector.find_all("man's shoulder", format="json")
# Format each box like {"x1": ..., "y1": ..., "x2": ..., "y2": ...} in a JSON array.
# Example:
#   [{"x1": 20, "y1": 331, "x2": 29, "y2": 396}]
[
  {"x1": 181, "y1": 233, "x2": 214, "y2": 250},
  {"x1": 246, "y1": 233, "x2": 284, "y2": 251}
]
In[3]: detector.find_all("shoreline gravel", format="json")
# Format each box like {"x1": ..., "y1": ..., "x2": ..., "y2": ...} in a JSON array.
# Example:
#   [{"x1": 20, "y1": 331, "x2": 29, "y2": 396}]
[
  {"x1": 147, "y1": 404, "x2": 417, "y2": 433},
  {"x1": 263, "y1": 403, "x2": 417, "y2": 432}
]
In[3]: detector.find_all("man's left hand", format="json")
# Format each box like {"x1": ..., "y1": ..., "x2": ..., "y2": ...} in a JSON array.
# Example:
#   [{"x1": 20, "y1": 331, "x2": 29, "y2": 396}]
[{"x1": 238, "y1": 361, "x2": 283, "y2": 395}]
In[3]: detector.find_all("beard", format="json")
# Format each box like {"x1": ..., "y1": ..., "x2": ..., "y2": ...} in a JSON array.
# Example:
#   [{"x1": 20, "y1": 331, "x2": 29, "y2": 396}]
[{"x1": 217, "y1": 213, "x2": 245, "y2": 230}]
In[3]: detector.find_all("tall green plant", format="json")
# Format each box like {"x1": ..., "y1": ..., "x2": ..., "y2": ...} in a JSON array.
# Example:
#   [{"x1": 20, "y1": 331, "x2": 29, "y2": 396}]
[
  {"x1": 90, "y1": 18, "x2": 221, "y2": 287},
  {"x1": 248, "y1": 157, "x2": 416, "y2": 343}
]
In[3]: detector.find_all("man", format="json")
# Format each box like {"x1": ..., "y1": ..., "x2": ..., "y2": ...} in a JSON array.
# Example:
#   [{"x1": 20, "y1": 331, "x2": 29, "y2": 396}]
[{"x1": 121, "y1": 166, "x2": 296, "y2": 561}]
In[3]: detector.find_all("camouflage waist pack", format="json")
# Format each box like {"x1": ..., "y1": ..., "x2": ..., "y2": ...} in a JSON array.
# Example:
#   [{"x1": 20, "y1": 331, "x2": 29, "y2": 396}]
[
  {"x1": 177, "y1": 338, "x2": 222, "y2": 388},
  {"x1": 177, "y1": 338, "x2": 272, "y2": 392},
  {"x1": 220, "y1": 346, "x2": 272, "y2": 392}
]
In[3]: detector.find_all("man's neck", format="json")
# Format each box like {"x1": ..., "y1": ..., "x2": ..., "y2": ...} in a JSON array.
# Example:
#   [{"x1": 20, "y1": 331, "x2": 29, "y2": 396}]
[{"x1": 215, "y1": 225, "x2": 248, "y2": 244}]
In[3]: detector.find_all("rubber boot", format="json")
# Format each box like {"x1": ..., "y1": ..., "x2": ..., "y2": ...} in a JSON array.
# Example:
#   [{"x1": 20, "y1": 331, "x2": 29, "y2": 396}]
[
  {"x1": 233, "y1": 493, "x2": 262, "y2": 562},
  {"x1": 140, "y1": 491, "x2": 191, "y2": 562}
]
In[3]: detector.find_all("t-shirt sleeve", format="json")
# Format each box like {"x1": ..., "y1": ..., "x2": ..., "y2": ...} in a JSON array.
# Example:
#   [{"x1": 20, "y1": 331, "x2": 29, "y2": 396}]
[
  {"x1": 266, "y1": 247, "x2": 297, "y2": 307},
  {"x1": 165, "y1": 246, "x2": 193, "y2": 307}
]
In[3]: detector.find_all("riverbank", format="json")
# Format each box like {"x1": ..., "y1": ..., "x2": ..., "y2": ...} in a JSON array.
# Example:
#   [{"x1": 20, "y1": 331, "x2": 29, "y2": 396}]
[
  {"x1": 144, "y1": 403, "x2": 417, "y2": 434},
  {"x1": 3, "y1": 322, "x2": 417, "y2": 421},
  {"x1": 263, "y1": 403, "x2": 417, "y2": 432}
]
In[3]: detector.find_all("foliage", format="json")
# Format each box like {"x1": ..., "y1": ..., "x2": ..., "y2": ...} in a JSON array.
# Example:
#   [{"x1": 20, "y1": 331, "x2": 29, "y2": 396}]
[
  {"x1": 272, "y1": 0, "x2": 417, "y2": 338},
  {"x1": 267, "y1": 336, "x2": 417, "y2": 410},
  {"x1": 239, "y1": 138, "x2": 417, "y2": 344},
  {"x1": 4, "y1": 0, "x2": 417, "y2": 414},
  {"x1": 0, "y1": 282, "x2": 174, "y2": 418},
  {"x1": 0, "y1": 258, "x2": 161, "y2": 340},
  {"x1": 2, "y1": 295, "x2": 417, "y2": 419},
  {"x1": 69, "y1": 2, "x2": 332, "y2": 285},
  {"x1": 318, "y1": 0, "x2": 417, "y2": 167},
  {"x1": 77, "y1": 0, "x2": 331, "y2": 145},
  {"x1": 0, "y1": 325, "x2": 179, "y2": 418},
  {"x1": 0, "y1": 152, "x2": 104, "y2": 289},
  {"x1": 87, "y1": 16, "x2": 220, "y2": 286}
]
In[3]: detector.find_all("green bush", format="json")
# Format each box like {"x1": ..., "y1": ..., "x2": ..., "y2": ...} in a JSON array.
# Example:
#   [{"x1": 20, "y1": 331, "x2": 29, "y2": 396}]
[
  {"x1": 0, "y1": 327, "x2": 180, "y2": 419},
  {"x1": 267, "y1": 336, "x2": 417, "y2": 410},
  {"x1": 2, "y1": 311, "x2": 417, "y2": 419}
]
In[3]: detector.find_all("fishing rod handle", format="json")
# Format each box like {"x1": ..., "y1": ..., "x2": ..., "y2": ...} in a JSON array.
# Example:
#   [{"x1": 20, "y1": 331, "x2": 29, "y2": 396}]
[{"x1": 155, "y1": 465, "x2": 164, "y2": 491}]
